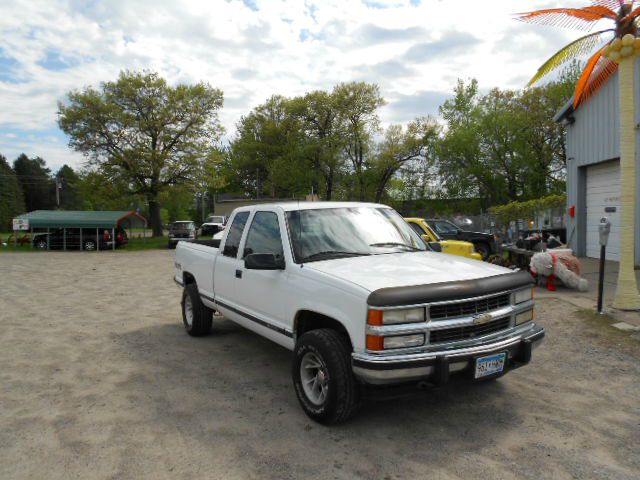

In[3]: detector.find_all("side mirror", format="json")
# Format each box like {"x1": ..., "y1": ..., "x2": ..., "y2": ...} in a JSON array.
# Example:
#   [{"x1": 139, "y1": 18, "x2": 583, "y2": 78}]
[
  {"x1": 428, "y1": 242, "x2": 442, "y2": 252},
  {"x1": 244, "y1": 253, "x2": 285, "y2": 270}
]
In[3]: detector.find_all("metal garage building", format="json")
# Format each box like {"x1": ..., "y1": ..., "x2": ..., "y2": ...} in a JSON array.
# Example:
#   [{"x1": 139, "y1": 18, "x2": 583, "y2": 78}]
[
  {"x1": 555, "y1": 60, "x2": 640, "y2": 265},
  {"x1": 13, "y1": 210, "x2": 147, "y2": 251}
]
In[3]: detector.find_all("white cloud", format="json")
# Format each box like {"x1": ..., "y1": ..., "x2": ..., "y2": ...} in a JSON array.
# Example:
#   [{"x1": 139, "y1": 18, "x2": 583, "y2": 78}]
[{"x1": 0, "y1": 0, "x2": 591, "y2": 170}]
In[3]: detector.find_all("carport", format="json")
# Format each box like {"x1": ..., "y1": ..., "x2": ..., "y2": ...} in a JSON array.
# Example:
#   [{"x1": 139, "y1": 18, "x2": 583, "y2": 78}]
[{"x1": 14, "y1": 210, "x2": 147, "y2": 251}]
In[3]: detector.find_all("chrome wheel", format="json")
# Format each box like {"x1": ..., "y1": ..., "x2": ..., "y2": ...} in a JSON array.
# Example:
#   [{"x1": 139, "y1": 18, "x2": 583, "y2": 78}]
[
  {"x1": 300, "y1": 352, "x2": 328, "y2": 406},
  {"x1": 84, "y1": 241, "x2": 96, "y2": 251},
  {"x1": 184, "y1": 295, "x2": 193, "y2": 327},
  {"x1": 36, "y1": 240, "x2": 47, "y2": 250}
]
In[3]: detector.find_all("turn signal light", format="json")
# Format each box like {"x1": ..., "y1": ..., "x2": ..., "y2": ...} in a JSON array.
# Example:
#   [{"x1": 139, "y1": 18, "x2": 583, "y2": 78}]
[
  {"x1": 366, "y1": 335, "x2": 384, "y2": 351},
  {"x1": 367, "y1": 310, "x2": 383, "y2": 326}
]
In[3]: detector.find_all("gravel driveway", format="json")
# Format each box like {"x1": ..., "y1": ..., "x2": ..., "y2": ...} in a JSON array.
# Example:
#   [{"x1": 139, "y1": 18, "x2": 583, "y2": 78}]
[{"x1": 1, "y1": 250, "x2": 639, "y2": 479}]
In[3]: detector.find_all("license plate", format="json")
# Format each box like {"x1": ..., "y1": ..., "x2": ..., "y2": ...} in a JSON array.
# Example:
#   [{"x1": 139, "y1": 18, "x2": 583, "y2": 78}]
[{"x1": 474, "y1": 352, "x2": 506, "y2": 379}]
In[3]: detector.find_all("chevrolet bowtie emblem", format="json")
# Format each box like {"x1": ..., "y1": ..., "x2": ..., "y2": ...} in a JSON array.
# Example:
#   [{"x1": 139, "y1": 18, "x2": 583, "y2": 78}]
[{"x1": 473, "y1": 313, "x2": 492, "y2": 325}]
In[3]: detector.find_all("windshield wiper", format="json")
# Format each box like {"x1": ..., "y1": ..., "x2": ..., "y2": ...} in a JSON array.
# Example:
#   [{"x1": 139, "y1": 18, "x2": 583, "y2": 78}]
[
  {"x1": 369, "y1": 242, "x2": 421, "y2": 251},
  {"x1": 301, "y1": 250, "x2": 369, "y2": 262}
]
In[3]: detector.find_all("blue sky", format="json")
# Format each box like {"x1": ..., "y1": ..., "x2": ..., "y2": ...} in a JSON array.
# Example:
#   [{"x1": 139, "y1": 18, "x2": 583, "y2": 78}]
[{"x1": 0, "y1": 0, "x2": 587, "y2": 172}]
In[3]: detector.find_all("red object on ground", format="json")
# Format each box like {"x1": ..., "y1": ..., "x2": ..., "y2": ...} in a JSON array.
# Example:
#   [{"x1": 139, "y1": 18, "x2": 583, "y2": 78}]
[{"x1": 546, "y1": 274, "x2": 557, "y2": 291}]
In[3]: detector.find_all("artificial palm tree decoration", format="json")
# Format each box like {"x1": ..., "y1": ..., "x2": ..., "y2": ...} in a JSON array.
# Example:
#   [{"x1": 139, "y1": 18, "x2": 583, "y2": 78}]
[{"x1": 517, "y1": 0, "x2": 640, "y2": 310}]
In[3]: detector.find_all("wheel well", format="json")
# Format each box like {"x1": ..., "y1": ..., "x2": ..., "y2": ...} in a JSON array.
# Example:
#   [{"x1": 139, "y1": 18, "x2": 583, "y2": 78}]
[
  {"x1": 294, "y1": 311, "x2": 352, "y2": 348},
  {"x1": 183, "y1": 272, "x2": 196, "y2": 285}
]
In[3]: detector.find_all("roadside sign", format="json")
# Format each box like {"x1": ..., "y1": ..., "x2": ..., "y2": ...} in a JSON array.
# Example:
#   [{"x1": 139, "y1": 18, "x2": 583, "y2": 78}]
[{"x1": 13, "y1": 218, "x2": 29, "y2": 231}]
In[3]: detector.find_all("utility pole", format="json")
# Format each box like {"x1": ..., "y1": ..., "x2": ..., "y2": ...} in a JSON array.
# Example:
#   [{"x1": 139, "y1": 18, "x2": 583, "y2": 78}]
[{"x1": 55, "y1": 178, "x2": 62, "y2": 207}]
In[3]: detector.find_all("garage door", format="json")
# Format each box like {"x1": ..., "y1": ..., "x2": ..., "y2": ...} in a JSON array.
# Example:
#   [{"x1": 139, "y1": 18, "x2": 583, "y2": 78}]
[{"x1": 586, "y1": 160, "x2": 620, "y2": 261}]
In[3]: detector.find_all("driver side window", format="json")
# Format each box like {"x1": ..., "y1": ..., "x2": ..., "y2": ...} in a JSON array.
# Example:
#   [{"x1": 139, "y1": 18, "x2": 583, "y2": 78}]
[
  {"x1": 243, "y1": 211, "x2": 284, "y2": 260},
  {"x1": 408, "y1": 222, "x2": 426, "y2": 236}
]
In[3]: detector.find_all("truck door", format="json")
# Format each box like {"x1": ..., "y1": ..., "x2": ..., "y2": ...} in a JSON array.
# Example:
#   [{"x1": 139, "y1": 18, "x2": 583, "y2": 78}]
[
  {"x1": 235, "y1": 210, "x2": 288, "y2": 335},
  {"x1": 212, "y1": 211, "x2": 250, "y2": 309}
]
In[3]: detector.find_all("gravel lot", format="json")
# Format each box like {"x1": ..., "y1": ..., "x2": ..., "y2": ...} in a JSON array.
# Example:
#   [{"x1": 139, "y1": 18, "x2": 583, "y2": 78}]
[{"x1": 1, "y1": 250, "x2": 639, "y2": 480}]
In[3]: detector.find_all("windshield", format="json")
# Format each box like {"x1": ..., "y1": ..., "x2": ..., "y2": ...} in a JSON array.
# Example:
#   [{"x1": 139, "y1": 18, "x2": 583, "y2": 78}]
[
  {"x1": 205, "y1": 216, "x2": 225, "y2": 224},
  {"x1": 287, "y1": 207, "x2": 427, "y2": 263},
  {"x1": 171, "y1": 222, "x2": 193, "y2": 230}
]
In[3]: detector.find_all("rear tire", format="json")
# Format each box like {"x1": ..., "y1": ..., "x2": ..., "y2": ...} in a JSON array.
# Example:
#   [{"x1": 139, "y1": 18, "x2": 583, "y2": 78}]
[
  {"x1": 35, "y1": 239, "x2": 47, "y2": 250},
  {"x1": 292, "y1": 329, "x2": 361, "y2": 424},
  {"x1": 83, "y1": 240, "x2": 97, "y2": 251},
  {"x1": 182, "y1": 283, "x2": 212, "y2": 337}
]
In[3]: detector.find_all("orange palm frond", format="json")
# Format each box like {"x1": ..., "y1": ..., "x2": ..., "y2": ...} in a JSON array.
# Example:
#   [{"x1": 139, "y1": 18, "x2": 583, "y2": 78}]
[
  {"x1": 574, "y1": 46, "x2": 607, "y2": 106},
  {"x1": 574, "y1": 49, "x2": 618, "y2": 106},
  {"x1": 622, "y1": 6, "x2": 640, "y2": 22},
  {"x1": 584, "y1": 5, "x2": 619, "y2": 18},
  {"x1": 527, "y1": 29, "x2": 613, "y2": 86},
  {"x1": 516, "y1": 7, "x2": 616, "y2": 30}
]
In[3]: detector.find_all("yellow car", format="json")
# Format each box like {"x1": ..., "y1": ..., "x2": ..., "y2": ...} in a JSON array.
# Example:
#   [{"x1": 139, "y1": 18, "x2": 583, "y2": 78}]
[{"x1": 405, "y1": 217, "x2": 483, "y2": 261}]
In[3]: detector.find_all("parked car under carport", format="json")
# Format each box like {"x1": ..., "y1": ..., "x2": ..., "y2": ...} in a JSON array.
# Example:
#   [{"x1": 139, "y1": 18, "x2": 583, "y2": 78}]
[{"x1": 13, "y1": 210, "x2": 147, "y2": 252}]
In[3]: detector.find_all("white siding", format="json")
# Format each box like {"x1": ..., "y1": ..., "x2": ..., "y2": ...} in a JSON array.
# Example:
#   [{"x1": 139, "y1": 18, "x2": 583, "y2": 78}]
[{"x1": 585, "y1": 160, "x2": 620, "y2": 261}]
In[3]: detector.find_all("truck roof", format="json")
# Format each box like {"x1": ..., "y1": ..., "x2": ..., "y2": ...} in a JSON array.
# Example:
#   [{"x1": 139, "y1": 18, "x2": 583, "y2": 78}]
[{"x1": 232, "y1": 201, "x2": 390, "y2": 212}]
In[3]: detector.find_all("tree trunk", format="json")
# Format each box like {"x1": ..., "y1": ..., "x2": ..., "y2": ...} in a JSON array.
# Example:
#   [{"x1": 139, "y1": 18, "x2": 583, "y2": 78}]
[
  {"x1": 613, "y1": 56, "x2": 640, "y2": 309},
  {"x1": 148, "y1": 199, "x2": 163, "y2": 237},
  {"x1": 324, "y1": 167, "x2": 334, "y2": 201}
]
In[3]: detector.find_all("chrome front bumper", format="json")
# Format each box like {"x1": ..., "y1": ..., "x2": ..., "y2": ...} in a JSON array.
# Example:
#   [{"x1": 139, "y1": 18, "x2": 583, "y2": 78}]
[{"x1": 352, "y1": 323, "x2": 544, "y2": 385}]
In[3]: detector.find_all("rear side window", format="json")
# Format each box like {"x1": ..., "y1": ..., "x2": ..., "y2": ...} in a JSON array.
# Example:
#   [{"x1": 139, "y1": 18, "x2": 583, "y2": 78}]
[
  {"x1": 223, "y1": 212, "x2": 250, "y2": 257},
  {"x1": 243, "y1": 212, "x2": 283, "y2": 259}
]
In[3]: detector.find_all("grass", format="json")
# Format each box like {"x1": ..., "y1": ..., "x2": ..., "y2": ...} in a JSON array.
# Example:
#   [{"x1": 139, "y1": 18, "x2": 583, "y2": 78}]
[{"x1": 121, "y1": 236, "x2": 168, "y2": 251}]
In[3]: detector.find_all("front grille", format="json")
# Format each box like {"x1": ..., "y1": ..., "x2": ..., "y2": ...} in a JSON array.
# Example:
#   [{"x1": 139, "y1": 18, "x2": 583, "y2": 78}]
[
  {"x1": 429, "y1": 294, "x2": 510, "y2": 320},
  {"x1": 429, "y1": 316, "x2": 511, "y2": 344}
]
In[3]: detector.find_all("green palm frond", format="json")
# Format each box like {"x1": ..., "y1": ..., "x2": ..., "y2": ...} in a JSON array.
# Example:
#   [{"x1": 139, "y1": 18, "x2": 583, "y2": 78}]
[{"x1": 528, "y1": 29, "x2": 613, "y2": 86}]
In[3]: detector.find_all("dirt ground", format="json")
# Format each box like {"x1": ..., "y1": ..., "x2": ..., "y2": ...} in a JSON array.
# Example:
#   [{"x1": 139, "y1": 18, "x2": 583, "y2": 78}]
[{"x1": 1, "y1": 250, "x2": 639, "y2": 480}]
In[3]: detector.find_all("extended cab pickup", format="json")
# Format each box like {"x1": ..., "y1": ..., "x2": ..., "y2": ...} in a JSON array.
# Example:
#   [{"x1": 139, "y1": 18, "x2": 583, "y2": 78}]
[{"x1": 174, "y1": 202, "x2": 544, "y2": 424}]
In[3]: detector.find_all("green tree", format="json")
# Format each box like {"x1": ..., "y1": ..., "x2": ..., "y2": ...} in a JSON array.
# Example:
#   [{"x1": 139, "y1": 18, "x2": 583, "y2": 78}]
[
  {"x1": 0, "y1": 154, "x2": 26, "y2": 230},
  {"x1": 229, "y1": 95, "x2": 309, "y2": 198},
  {"x1": 333, "y1": 82, "x2": 386, "y2": 201},
  {"x1": 58, "y1": 70, "x2": 224, "y2": 236},
  {"x1": 54, "y1": 165, "x2": 83, "y2": 209},
  {"x1": 77, "y1": 170, "x2": 143, "y2": 211},
  {"x1": 369, "y1": 117, "x2": 440, "y2": 203},
  {"x1": 437, "y1": 75, "x2": 576, "y2": 208},
  {"x1": 288, "y1": 90, "x2": 346, "y2": 200},
  {"x1": 13, "y1": 153, "x2": 53, "y2": 212}
]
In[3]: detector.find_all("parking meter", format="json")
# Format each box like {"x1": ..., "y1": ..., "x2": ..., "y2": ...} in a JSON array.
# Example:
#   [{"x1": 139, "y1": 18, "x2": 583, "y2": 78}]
[
  {"x1": 597, "y1": 217, "x2": 611, "y2": 313},
  {"x1": 598, "y1": 217, "x2": 611, "y2": 247}
]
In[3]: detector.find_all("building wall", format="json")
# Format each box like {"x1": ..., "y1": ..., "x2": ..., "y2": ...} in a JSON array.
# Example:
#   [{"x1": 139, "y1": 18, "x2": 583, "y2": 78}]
[{"x1": 564, "y1": 58, "x2": 640, "y2": 265}]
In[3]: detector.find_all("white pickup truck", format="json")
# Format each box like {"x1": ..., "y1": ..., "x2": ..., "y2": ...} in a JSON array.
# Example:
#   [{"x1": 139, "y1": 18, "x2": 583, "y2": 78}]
[{"x1": 174, "y1": 202, "x2": 544, "y2": 424}]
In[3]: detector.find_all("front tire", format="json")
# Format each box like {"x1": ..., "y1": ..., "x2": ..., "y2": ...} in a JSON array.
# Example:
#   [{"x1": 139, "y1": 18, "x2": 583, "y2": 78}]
[
  {"x1": 475, "y1": 242, "x2": 490, "y2": 260},
  {"x1": 35, "y1": 239, "x2": 47, "y2": 250},
  {"x1": 292, "y1": 329, "x2": 360, "y2": 424},
  {"x1": 181, "y1": 283, "x2": 212, "y2": 336},
  {"x1": 83, "y1": 240, "x2": 97, "y2": 251}
]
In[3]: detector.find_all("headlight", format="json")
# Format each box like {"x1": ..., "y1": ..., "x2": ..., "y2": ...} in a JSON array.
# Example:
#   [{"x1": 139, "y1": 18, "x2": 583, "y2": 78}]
[
  {"x1": 380, "y1": 308, "x2": 425, "y2": 325},
  {"x1": 515, "y1": 309, "x2": 534, "y2": 325},
  {"x1": 513, "y1": 288, "x2": 533, "y2": 304},
  {"x1": 383, "y1": 334, "x2": 425, "y2": 349}
]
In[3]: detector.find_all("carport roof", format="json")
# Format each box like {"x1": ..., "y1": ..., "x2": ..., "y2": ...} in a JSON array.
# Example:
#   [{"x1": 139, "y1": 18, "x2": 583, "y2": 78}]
[{"x1": 16, "y1": 210, "x2": 147, "y2": 229}]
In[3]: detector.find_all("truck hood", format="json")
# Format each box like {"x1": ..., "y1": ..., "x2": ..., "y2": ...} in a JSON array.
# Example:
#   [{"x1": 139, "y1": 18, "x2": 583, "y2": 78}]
[{"x1": 304, "y1": 252, "x2": 511, "y2": 292}]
